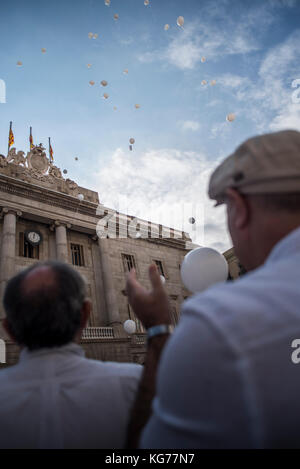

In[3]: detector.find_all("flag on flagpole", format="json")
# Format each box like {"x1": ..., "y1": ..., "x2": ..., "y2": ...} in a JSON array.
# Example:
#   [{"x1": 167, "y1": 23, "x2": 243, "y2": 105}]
[
  {"x1": 29, "y1": 127, "x2": 34, "y2": 149},
  {"x1": 8, "y1": 123, "x2": 14, "y2": 149},
  {"x1": 49, "y1": 137, "x2": 54, "y2": 162}
]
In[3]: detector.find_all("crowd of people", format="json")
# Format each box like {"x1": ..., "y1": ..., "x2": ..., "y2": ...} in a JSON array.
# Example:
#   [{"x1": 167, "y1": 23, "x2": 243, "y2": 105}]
[{"x1": 0, "y1": 129, "x2": 300, "y2": 449}]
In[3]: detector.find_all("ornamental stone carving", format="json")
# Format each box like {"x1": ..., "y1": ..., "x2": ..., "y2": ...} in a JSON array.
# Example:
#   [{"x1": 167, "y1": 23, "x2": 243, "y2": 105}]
[
  {"x1": 48, "y1": 164, "x2": 63, "y2": 180},
  {"x1": 7, "y1": 148, "x2": 26, "y2": 166},
  {"x1": 0, "y1": 145, "x2": 85, "y2": 198},
  {"x1": 26, "y1": 144, "x2": 49, "y2": 175}
]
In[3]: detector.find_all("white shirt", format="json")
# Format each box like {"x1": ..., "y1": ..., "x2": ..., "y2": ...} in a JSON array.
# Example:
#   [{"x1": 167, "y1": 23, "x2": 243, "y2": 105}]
[
  {"x1": 141, "y1": 226, "x2": 300, "y2": 449},
  {"x1": 0, "y1": 343, "x2": 142, "y2": 449}
]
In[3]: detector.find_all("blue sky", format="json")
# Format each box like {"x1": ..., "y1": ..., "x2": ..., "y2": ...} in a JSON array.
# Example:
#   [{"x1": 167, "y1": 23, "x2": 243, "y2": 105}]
[{"x1": 1, "y1": 0, "x2": 300, "y2": 251}]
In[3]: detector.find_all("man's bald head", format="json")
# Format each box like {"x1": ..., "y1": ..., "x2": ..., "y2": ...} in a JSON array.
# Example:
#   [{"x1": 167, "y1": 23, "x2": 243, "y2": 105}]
[
  {"x1": 21, "y1": 265, "x2": 58, "y2": 298},
  {"x1": 3, "y1": 261, "x2": 87, "y2": 350}
]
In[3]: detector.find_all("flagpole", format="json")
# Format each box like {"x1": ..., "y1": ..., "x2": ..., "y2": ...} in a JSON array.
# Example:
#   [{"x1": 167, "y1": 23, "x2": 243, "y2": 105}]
[
  {"x1": 30, "y1": 126, "x2": 32, "y2": 150},
  {"x1": 8, "y1": 121, "x2": 12, "y2": 156},
  {"x1": 48, "y1": 137, "x2": 51, "y2": 163}
]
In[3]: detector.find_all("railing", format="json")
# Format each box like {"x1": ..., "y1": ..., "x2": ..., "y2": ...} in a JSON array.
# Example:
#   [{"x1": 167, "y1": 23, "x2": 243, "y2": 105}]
[{"x1": 82, "y1": 327, "x2": 114, "y2": 340}]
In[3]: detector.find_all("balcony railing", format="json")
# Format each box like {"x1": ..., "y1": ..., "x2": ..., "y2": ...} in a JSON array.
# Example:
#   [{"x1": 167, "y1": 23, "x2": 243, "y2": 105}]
[{"x1": 82, "y1": 327, "x2": 114, "y2": 340}]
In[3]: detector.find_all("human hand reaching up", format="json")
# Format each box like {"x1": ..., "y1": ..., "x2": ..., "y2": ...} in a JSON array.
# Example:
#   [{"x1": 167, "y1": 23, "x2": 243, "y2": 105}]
[{"x1": 126, "y1": 264, "x2": 172, "y2": 329}]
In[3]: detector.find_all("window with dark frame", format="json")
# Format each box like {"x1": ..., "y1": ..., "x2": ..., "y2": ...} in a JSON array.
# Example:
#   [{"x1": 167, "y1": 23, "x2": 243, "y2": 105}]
[
  {"x1": 122, "y1": 253, "x2": 136, "y2": 272},
  {"x1": 154, "y1": 259, "x2": 165, "y2": 277},
  {"x1": 19, "y1": 232, "x2": 39, "y2": 259},
  {"x1": 71, "y1": 243, "x2": 85, "y2": 267}
]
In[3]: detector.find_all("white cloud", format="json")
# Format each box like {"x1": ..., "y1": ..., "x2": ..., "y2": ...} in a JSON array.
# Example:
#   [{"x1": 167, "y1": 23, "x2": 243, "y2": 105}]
[
  {"x1": 89, "y1": 148, "x2": 231, "y2": 252},
  {"x1": 217, "y1": 74, "x2": 250, "y2": 89},
  {"x1": 269, "y1": 103, "x2": 300, "y2": 131},
  {"x1": 181, "y1": 120, "x2": 201, "y2": 131}
]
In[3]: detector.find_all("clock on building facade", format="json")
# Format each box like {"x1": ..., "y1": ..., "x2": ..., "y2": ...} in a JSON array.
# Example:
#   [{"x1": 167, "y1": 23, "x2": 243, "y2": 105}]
[{"x1": 24, "y1": 230, "x2": 43, "y2": 246}]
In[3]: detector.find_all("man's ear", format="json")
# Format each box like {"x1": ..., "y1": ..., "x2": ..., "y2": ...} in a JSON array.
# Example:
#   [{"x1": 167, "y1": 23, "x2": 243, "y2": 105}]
[
  {"x1": 226, "y1": 188, "x2": 250, "y2": 229},
  {"x1": 2, "y1": 317, "x2": 16, "y2": 342},
  {"x1": 80, "y1": 300, "x2": 91, "y2": 330}
]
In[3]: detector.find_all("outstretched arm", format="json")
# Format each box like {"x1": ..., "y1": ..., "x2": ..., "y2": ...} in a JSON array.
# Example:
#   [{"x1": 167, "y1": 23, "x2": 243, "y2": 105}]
[{"x1": 125, "y1": 264, "x2": 172, "y2": 449}]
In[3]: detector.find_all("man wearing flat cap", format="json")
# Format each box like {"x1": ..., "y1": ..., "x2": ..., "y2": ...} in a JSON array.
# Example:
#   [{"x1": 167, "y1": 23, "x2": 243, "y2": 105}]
[{"x1": 126, "y1": 130, "x2": 300, "y2": 449}]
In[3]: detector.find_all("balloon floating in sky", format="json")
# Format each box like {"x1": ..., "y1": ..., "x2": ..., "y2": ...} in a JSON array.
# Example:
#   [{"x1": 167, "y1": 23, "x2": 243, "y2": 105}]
[
  {"x1": 88, "y1": 32, "x2": 93, "y2": 39},
  {"x1": 41, "y1": 48, "x2": 46, "y2": 53},
  {"x1": 201, "y1": 80, "x2": 207, "y2": 85},
  {"x1": 123, "y1": 320, "x2": 136, "y2": 335},
  {"x1": 180, "y1": 247, "x2": 228, "y2": 293},
  {"x1": 103, "y1": 93, "x2": 109, "y2": 99},
  {"x1": 144, "y1": 0, "x2": 150, "y2": 5},
  {"x1": 101, "y1": 80, "x2": 108, "y2": 87},
  {"x1": 114, "y1": 13, "x2": 119, "y2": 20},
  {"x1": 134, "y1": 104, "x2": 141, "y2": 109},
  {"x1": 89, "y1": 80, "x2": 95, "y2": 86},
  {"x1": 113, "y1": 106, "x2": 117, "y2": 110},
  {"x1": 226, "y1": 113, "x2": 236, "y2": 122},
  {"x1": 123, "y1": 69, "x2": 129, "y2": 74},
  {"x1": 16, "y1": 61, "x2": 23, "y2": 66},
  {"x1": 201, "y1": 57, "x2": 206, "y2": 63},
  {"x1": 164, "y1": 24, "x2": 170, "y2": 31},
  {"x1": 75, "y1": 157, "x2": 78, "y2": 161},
  {"x1": 129, "y1": 138, "x2": 135, "y2": 151},
  {"x1": 211, "y1": 80, "x2": 216, "y2": 86},
  {"x1": 87, "y1": 64, "x2": 92, "y2": 68},
  {"x1": 77, "y1": 193, "x2": 84, "y2": 201},
  {"x1": 105, "y1": 0, "x2": 110, "y2": 6},
  {"x1": 93, "y1": 33, "x2": 98, "y2": 39},
  {"x1": 189, "y1": 217, "x2": 196, "y2": 224},
  {"x1": 63, "y1": 169, "x2": 68, "y2": 174},
  {"x1": 177, "y1": 16, "x2": 184, "y2": 27}
]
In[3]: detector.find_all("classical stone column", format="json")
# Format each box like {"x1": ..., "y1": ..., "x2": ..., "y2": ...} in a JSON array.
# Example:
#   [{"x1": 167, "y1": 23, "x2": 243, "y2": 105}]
[
  {"x1": 53, "y1": 221, "x2": 71, "y2": 263},
  {"x1": 90, "y1": 238, "x2": 107, "y2": 326},
  {"x1": 97, "y1": 237, "x2": 121, "y2": 327},
  {"x1": 0, "y1": 208, "x2": 22, "y2": 319}
]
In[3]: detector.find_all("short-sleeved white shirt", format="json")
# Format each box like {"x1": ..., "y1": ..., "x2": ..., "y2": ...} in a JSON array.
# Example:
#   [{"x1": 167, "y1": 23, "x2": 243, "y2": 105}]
[{"x1": 0, "y1": 343, "x2": 142, "y2": 448}]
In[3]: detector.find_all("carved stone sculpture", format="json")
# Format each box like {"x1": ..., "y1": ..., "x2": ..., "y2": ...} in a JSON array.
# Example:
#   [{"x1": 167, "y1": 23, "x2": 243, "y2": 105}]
[
  {"x1": 7, "y1": 148, "x2": 26, "y2": 166},
  {"x1": 48, "y1": 164, "x2": 63, "y2": 179},
  {"x1": 26, "y1": 144, "x2": 49, "y2": 175}
]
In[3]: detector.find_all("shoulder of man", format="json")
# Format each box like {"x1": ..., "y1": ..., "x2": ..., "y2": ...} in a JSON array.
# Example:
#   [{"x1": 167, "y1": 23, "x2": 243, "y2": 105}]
[
  {"x1": 80, "y1": 357, "x2": 143, "y2": 379},
  {"x1": 181, "y1": 260, "x2": 300, "y2": 354}
]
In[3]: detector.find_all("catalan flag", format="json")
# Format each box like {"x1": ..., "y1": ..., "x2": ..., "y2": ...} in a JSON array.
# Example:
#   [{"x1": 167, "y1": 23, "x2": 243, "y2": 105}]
[
  {"x1": 29, "y1": 127, "x2": 34, "y2": 149},
  {"x1": 49, "y1": 137, "x2": 54, "y2": 162},
  {"x1": 8, "y1": 124, "x2": 14, "y2": 149}
]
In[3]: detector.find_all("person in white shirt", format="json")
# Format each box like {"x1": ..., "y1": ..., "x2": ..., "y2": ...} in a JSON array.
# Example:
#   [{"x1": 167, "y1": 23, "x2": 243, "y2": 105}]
[
  {"x1": 0, "y1": 261, "x2": 142, "y2": 449},
  {"x1": 126, "y1": 130, "x2": 300, "y2": 449}
]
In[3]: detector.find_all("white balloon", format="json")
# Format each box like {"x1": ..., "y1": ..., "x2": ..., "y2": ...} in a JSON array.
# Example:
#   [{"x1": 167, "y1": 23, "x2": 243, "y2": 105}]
[
  {"x1": 160, "y1": 275, "x2": 166, "y2": 285},
  {"x1": 177, "y1": 16, "x2": 184, "y2": 27},
  {"x1": 164, "y1": 24, "x2": 170, "y2": 31},
  {"x1": 180, "y1": 247, "x2": 228, "y2": 293},
  {"x1": 77, "y1": 193, "x2": 84, "y2": 201},
  {"x1": 226, "y1": 113, "x2": 236, "y2": 122},
  {"x1": 124, "y1": 319, "x2": 136, "y2": 334}
]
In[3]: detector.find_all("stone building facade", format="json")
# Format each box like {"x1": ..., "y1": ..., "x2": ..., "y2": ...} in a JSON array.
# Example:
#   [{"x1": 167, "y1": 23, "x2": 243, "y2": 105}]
[{"x1": 0, "y1": 145, "x2": 194, "y2": 367}]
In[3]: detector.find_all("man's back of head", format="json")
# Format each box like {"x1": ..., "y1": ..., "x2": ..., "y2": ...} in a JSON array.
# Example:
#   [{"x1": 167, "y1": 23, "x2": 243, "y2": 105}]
[{"x1": 3, "y1": 261, "x2": 87, "y2": 350}]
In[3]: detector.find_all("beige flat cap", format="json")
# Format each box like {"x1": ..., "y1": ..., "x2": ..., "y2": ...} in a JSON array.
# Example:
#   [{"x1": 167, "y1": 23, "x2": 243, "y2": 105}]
[{"x1": 208, "y1": 130, "x2": 300, "y2": 206}]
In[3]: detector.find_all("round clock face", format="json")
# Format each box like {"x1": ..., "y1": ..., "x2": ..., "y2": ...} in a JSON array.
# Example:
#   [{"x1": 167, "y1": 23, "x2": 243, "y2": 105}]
[{"x1": 27, "y1": 231, "x2": 41, "y2": 244}]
